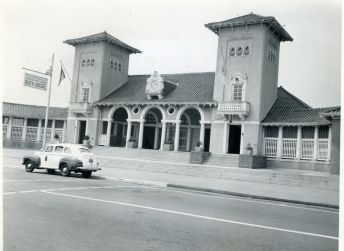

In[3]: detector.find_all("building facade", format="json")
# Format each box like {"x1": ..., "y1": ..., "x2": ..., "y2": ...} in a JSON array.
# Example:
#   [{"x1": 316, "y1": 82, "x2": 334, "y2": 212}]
[{"x1": 62, "y1": 13, "x2": 340, "y2": 173}]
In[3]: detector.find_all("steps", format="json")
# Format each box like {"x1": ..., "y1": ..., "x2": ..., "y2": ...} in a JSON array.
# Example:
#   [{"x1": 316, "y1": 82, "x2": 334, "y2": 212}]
[{"x1": 204, "y1": 154, "x2": 239, "y2": 167}]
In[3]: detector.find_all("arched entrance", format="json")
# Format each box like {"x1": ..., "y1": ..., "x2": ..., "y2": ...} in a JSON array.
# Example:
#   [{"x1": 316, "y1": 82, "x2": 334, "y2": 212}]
[
  {"x1": 178, "y1": 108, "x2": 209, "y2": 151},
  {"x1": 110, "y1": 107, "x2": 128, "y2": 147},
  {"x1": 142, "y1": 108, "x2": 162, "y2": 149}
]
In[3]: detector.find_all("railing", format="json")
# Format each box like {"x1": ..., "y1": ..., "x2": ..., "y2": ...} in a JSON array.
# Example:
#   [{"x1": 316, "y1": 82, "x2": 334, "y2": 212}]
[
  {"x1": 70, "y1": 101, "x2": 92, "y2": 114},
  {"x1": 264, "y1": 137, "x2": 277, "y2": 157},
  {"x1": 318, "y1": 139, "x2": 329, "y2": 161},
  {"x1": 282, "y1": 138, "x2": 297, "y2": 159},
  {"x1": 301, "y1": 139, "x2": 314, "y2": 159},
  {"x1": 217, "y1": 101, "x2": 249, "y2": 116}
]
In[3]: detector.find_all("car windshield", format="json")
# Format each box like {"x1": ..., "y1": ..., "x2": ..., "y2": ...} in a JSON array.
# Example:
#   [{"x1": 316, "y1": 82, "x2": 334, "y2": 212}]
[{"x1": 79, "y1": 148, "x2": 91, "y2": 154}]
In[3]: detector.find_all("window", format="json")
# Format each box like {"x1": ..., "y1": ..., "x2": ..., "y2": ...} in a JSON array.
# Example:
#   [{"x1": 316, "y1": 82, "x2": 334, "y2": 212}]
[
  {"x1": 233, "y1": 82, "x2": 243, "y2": 101},
  {"x1": 229, "y1": 47, "x2": 235, "y2": 56},
  {"x1": 244, "y1": 46, "x2": 250, "y2": 55},
  {"x1": 64, "y1": 147, "x2": 72, "y2": 153},
  {"x1": 55, "y1": 120, "x2": 64, "y2": 129},
  {"x1": 181, "y1": 115, "x2": 188, "y2": 125},
  {"x1": 236, "y1": 46, "x2": 242, "y2": 56},
  {"x1": 118, "y1": 63, "x2": 122, "y2": 72},
  {"x1": 82, "y1": 88, "x2": 90, "y2": 102},
  {"x1": 110, "y1": 59, "x2": 114, "y2": 68},
  {"x1": 54, "y1": 146, "x2": 64, "y2": 152},
  {"x1": 45, "y1": 146, "x2": 53, "y2": 152},
  {"x1": 86, "y1": 59, "x2": 90, "y2": 66},
  {"x1": 81, "y1": 59, "x2": 86, "y2": 67},
  {"x1": 12, "y1": 117, "x2": 24, "y2": 126},
  {"x1": 145, "y1": 113, "x2": 156, "y2": 124},
  {"x1": 3, "y1": 116, "x2": 9, "y2": 125},
  {"x1": 27, "y1": 119, "x2": 39, "y2": 127},
  {"x1": 90, "y1": 59, "x2": 95, "y2": 66},
  {"x1": 114, "y1": 62, "x2": 118, "y2": 71},
  {"x1": 79, "y1": 148, "x2": 91, "y2": 154},
  {"x1": 42, "y1": 119, "x2": 53, "y2": 128},
  {"x1": 167, "y1": 106, "x2": 176, "y2": 115}
]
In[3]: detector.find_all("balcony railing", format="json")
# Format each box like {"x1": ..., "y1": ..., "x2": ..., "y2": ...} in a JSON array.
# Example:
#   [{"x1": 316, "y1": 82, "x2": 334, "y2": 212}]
[
  {"x1": 217, "y1": 101, "x2": 250, "y2": 116},
  {"x1": 69, "y1": 102, "x2": 92, "y2": 114}
]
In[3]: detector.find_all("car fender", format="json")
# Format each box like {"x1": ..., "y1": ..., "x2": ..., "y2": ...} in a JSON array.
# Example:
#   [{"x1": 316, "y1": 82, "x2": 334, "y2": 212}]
[
  {"x1": 59, "y1": 157, "x2": 83, "y2": 171},
  {"x1": 22, "y1": 155, "x2": 41, "y2": 167}
]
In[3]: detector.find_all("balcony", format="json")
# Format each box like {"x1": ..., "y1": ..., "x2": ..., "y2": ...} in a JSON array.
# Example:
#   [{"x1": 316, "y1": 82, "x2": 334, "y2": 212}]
[
  {"x1": 217, "y1": 101, "x2": 250, "y2": 118},
  {"x1": 69, "y1": 102, "x2": 93, "y2": 115}
]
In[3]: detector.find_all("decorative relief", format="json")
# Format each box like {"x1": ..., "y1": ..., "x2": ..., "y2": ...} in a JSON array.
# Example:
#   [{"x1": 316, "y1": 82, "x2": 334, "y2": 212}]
[
  {"x1": 229, "y1": 72, "x2": 247, "y2": 85},
  {"x1": 146, "y1": 71, "x2": 165, "y2": 99}
]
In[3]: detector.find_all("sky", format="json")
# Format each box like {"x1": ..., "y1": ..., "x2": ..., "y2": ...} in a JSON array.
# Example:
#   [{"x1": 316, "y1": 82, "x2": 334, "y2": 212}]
[{"x1": 0, "y1": 0, "x2": 341, "y2": 108}]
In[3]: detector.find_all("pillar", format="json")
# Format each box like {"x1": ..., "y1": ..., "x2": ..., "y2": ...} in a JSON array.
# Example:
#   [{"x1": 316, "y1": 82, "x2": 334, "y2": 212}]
[
  {"x1": 22, "y1": 118, "x2": 28, "y2": 141},
  {"x1": 327, "y1": 126, "x2": 332, "y2": 161},
  {"x1": 222, "y1": 122, "x2": 228, "y2": 154},
  {"x1": 199, "y1": 121, "x2": 205, "y2": 145},
  {"x1": 186, "y1": 126, "x2": 191, "y2": 151},
  {"x1": 106, "y1": 120, "x2": 112, "y2": 147},
  {"x1": 36, "y1": 119, "x2": 42, "y2": 142},
  {"x1": 154, "y1": 126, "x2": 159, "y2": 149},
  {"x1": 51, "y1": 119, "x2": 56, "y2": 142},
  {"x1": 125, "y1": 120, "x2": 132, "y2": 148},
  {"x1": 313, "y1": 126, "x2": 319, "y2": 160},
  {"x1": 174, "y1": 121, "x2": 181, "y2": 151},
  {"x1": 6, "y1": 117, "x2": 12, "y2": 139},
  {"x1": 276, "y1": 126, "x2": 283, "y2": 158},
  {"x1": 138, "y1": 119, "x2": 145, "y2": 149},
  {"x1": 160, "y1": 121, "x2": 167, "y2": 150},
  {"x1": 295, "y1": 126, "x2": 302, "y2": 159}
]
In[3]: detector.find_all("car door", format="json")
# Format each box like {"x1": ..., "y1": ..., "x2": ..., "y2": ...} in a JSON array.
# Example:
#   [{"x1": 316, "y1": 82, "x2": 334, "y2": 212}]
[
  {"x1": 40, "y1": 145, "x2": 54, "y2": 168},
  {"x1": 49, "y1": 145, "x2": 64, "y2": 169}
]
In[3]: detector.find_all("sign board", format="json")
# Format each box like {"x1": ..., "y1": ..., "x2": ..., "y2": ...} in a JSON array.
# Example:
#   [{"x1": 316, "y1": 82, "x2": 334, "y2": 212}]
[{"x1": 24, "y1": 73, "x2": 48, "y2": 90}]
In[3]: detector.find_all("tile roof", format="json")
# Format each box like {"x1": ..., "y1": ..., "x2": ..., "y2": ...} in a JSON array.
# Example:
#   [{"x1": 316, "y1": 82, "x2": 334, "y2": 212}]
[
  {"x1": 97, "y1": 72, "x2": 216, "y2": 105},
  {"x1": 262, "y1": 87, "x2": 336, "y2": 126},
  {"x1": 2, "y1": 102, "x2": 68, "y2": 119},
  {"x1": 205, "y1": 13, "x2": 293, "y2": 42},
  {"x1": 64, "y1": 31, "x2": 141, "y2": 54}
]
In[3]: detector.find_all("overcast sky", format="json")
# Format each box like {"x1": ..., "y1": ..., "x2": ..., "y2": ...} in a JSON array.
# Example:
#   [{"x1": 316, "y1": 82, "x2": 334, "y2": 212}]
[{"x1": 1, "y1": 0, "x2": 341, "y2": 108}]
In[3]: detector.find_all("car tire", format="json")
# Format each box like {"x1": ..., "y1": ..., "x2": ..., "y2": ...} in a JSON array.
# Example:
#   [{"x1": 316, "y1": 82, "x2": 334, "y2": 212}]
[
  {"x1": 81, "y1": 171, "x2": 92, "y2": 178},
  {"x1": 25, "y1": 160, "x2": 35, "y2": 172},
  {"x1": 60, "y1": 164, "x2": 70, "y2": 177},
  {"x1": 47, "y1": 169, "x2": 55, "y2": 174}
]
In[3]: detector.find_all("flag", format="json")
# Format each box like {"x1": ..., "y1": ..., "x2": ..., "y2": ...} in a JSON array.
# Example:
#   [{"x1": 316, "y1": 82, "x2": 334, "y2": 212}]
[
  {"x1": 45, "y1": 66, "x2": 52, "y2": 76},
  {"x1": 58, "y1": 66, "x2": 66, "y2": 86}
]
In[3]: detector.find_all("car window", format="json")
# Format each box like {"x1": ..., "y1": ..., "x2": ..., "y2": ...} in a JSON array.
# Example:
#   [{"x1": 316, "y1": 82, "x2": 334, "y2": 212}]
[
  {"x1": 79, "y1": 148, "x2": 91, "y2": 154},
  {"x1": 54, "y1": 146, "x2": 64, "y2": 152},
  {"x1": 45, "y1": 146, "x2": 53, "y2": 152},
  {"x1": 64, "y1": 147, "x2": 72, "y2": 154}
]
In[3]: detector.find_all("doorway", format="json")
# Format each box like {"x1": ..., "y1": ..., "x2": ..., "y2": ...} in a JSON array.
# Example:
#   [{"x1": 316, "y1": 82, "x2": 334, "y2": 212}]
[
  {"x1": 228, "y1": 125, "x2": 241, "y2": 154},
  {"x1": 143, "y1": 126, "x2": 155, "y2": 149},
  {"x1": 204, "y1": 128, "x2": 211, "y2": 152},
  {"x1": 78, "y1": 120, "x2": 87, "y2": 144}
]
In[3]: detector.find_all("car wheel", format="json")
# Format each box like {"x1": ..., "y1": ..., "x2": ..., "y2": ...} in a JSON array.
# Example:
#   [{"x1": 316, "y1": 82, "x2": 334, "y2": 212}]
[
  {"x1": 81, "y1": 171, "x2": 92, "y2": 178},
  {"x1": 47, "y1": 169, "x2": 55, "y2": 174},
  {"x1": 60, "y1": 164, "x2": 70, "y2": 177},
  {"x1": 25, "y1": 160, "x2": 35, "y2": 172}
]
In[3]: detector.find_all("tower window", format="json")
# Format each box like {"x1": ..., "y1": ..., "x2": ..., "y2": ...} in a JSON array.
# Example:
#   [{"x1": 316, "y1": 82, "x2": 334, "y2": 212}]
[
  {"x1": 110, "y1": 59, "x2": 114, "y2": 68},
  {"x1": 81, "y1": 59, "x2": 86, "y2": 67},
  {"x1": 233, "y1": 83, "x2": 243, "y2": 101},
  {"x1": 90, "y1": 59, "x2": 95, "y2": 66},
  {"x1": 236, "y1": 46, "x2": 242, "y2": 56},
  {"x1": 118, "y1": 63, "x2": 122, "y2": 72},
  {"x1": 229, "y1": 47, "x2": 235, "y2": 56},
  {"x1": 86, "y1": 59, "x2": 91, "y2": 66},
  {"x1": 244, "y1": 46, "x2": 251, "y2": 55},
  {"x1": 114, "y1": 62, "x2": 118, "y2": 70},
  {"x1": 81, "y1": 88, "x2": 90, "y2": 102}
]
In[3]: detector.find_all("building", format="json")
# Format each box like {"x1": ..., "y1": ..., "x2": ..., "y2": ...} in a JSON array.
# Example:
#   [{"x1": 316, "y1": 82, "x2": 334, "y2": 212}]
[
  {"x1": 50, "y1": 13, "x2": 341, "y2": 173},
  {"x1": 2, "y1": 102, "x2": 68, "y2": 149}
]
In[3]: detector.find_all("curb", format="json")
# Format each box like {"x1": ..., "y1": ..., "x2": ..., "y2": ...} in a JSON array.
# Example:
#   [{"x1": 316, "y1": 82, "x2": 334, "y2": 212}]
[{"x1": 167, "y1": 184, "x2": 339, "y2": 209}]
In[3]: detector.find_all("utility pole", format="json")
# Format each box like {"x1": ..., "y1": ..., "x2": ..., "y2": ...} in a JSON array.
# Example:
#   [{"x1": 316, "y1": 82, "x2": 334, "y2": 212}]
[{"x1": 42, "y1": 54, "x2": 54, "y2": 150}]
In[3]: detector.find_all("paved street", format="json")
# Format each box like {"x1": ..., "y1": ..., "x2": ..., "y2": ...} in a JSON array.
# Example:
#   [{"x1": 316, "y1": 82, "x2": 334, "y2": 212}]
[{"x1": 3, "y1": 158, "x2": 339, "y2": 251}]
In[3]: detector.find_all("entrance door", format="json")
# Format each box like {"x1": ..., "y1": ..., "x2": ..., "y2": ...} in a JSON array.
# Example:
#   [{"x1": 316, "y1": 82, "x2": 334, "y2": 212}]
[
  {"x1": 204, "y1": 128, "x2": 211, "y2": 152},
  {"x1": 78, "y1": 121, "x2": 87, "y2": 144},
  {"x1": 228, "y1": 125, "x2": 241, "y2": 154},
  {"x1": 143, "y1": 126, "x2": 155, "y2": 149}
]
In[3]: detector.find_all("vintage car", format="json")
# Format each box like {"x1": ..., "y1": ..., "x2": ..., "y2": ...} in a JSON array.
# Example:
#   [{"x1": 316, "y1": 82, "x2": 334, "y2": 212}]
[{"x1": 22, "y1": 143, "x2": 100, "y2": 178}]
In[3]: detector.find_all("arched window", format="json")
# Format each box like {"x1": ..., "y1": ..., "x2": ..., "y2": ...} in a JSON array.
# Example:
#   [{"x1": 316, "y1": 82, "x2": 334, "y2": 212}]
[{"x1": 229, "y1": 73, "x2": 247, "y2": 102}]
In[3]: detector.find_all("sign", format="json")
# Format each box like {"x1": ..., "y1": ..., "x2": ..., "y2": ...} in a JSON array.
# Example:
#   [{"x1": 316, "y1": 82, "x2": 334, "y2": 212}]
[{"x1": 24, "y1": 73, "x2": 48, "y2": 90}]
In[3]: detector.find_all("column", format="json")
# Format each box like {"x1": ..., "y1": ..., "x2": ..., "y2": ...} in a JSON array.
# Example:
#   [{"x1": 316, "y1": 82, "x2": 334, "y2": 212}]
[
  {"x1": 125, "y1": 120, "x2": 132, "y2": 148},
  {"x1": 51, "y1": 119, "x2": 56, "y2": 142},
  {"x1": 222, "y1": 122, "x2": 228, "y2": 154},
  {"x1": 313, "y1": 126, "x2": 319, "y2": 160},
  {"x1": 186, "y1": 126, "x2": 191, "y2": 151},
  {"x1": 295, "y1": 126, "x2": 302, "y2": 159},
  {"x1": 62, "y1": 120, "x2": 66, "y2": 143},
  {"x1": 6, "y1": 117, "x2": 12, "y2": 139},
  {"x1": 106, "y1": 120, "x2": 112, "y2": 147},
  {"x1": 160, "y1": 121, "x2": 167, "y2": 150},
  {"x1": 138, "y1": 119, "x2": 145, "y2": 149},
  {"x1": 36, "y1": 119, "x2": 42, "y2": 142},
  {"x1": 174, "y1": 121, "x2": 181, "y2": 151},
  {"x1": 154, "y1": 126, "x2": 159, "y2": 150},
  {"x1": 199, "y1": 121, "x2": 205, "y2": 145},
  {"x1": 276, "y1": 126, "x2": 283, "y2": 158},
  {"x1": 22, "y1": 118, "x2": 28, "y2": 141},
  {"x1": 327, "y1": 126, "x2": 332, "y2": 161}
]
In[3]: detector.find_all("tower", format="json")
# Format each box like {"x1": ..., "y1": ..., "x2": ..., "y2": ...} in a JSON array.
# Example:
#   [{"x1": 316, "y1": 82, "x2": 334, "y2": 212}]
[
  {"x1": 205, "y1": 13, "x2": 293, "y2": 154},
  {"x1": 63, "y1": 32, "x2": 141, "y2": 143}
]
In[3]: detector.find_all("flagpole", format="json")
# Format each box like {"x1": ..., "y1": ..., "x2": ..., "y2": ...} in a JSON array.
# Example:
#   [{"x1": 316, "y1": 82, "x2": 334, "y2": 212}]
[{"x1": 42, "y1": 54, "x2": 54, "y2": 150}]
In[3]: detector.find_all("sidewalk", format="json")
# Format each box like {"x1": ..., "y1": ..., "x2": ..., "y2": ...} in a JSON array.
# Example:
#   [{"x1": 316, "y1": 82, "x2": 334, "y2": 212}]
[{"x1": 3, "y1": 148, "x2": 340, "y2": 208}]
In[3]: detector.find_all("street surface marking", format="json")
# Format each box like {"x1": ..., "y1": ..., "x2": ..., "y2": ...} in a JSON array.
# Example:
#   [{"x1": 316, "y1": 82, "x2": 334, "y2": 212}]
[{"x1": 42, "y1": 190, "x2": 339, "y2": 241}]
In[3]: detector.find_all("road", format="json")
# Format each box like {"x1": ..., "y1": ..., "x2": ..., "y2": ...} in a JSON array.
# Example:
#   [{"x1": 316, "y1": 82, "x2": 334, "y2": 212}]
[{"x1": 3, "y1": 157, "x2": 339, "y2": 251}]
